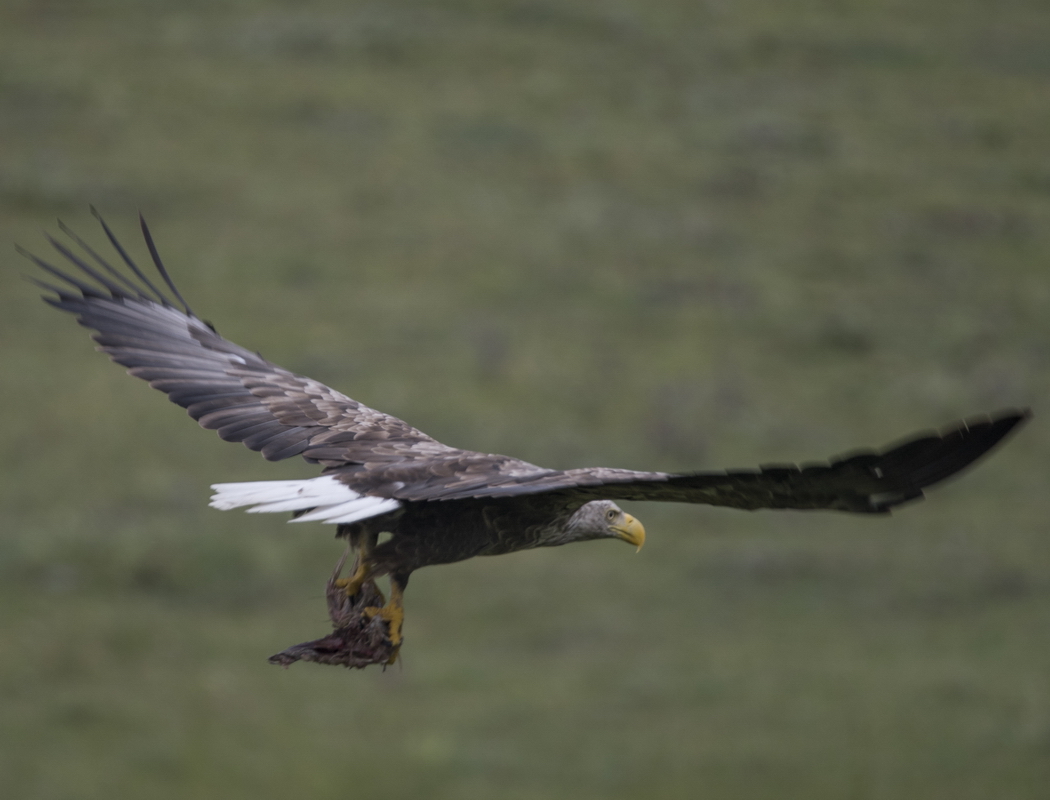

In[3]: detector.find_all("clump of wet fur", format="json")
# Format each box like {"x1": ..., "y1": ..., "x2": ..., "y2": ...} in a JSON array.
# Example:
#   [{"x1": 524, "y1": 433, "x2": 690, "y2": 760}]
[{"x1": 268, "y1": 551, "x2": 399, "y2": 669}]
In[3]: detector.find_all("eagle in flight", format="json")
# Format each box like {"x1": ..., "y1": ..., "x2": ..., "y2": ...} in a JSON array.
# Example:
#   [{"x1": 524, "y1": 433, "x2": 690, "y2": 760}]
[{"x1": 24, "y1": 212, "x2": 1029, "y2": 667}]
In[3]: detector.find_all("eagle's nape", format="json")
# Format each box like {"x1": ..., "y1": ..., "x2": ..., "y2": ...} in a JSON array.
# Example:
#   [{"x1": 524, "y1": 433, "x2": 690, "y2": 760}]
[{"x1": 22, "y1": 213, "x2": 1032, "y2": 671}]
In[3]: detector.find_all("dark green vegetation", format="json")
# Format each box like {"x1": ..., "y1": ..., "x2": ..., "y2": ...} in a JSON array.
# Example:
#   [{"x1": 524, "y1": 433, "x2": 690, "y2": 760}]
[{"x1": 1, "y1": 1, "x2": 1047, "y2": 797}]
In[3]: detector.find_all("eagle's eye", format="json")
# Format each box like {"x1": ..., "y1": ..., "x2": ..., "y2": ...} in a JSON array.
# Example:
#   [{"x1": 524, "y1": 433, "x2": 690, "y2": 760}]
[{"x1": 606, "y1": 508, "x2": 618, "y2": 521}]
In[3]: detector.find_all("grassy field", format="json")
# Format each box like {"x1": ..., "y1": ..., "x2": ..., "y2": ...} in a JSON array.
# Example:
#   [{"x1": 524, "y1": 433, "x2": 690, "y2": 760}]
[{"x1": 1, "y1": 1, "x2": 1048, "y2": 797}]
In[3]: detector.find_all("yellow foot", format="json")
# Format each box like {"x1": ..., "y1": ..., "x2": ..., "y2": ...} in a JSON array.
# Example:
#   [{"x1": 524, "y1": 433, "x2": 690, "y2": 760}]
[
  {"x1": 364, "y1": 603, "x2": 404, "y2": 647},
  {"x1": 334, "y1": 576, "x2": 361, "y2": 597},
  {"x1": 334, "y1": 560, "x2": 372, "y2": 598}
]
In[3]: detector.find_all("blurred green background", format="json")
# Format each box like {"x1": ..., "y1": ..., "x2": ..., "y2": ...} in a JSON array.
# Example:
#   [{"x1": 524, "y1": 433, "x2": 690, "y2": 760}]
[{"x1": 1, "y1": 1, "x2": 1048, "y2": 797}]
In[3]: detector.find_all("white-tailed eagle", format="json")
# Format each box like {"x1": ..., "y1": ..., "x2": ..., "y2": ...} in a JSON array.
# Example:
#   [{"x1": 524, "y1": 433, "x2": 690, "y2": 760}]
[{"x1": 23, "y1": 212, "x2": 1030, "y2": 668}]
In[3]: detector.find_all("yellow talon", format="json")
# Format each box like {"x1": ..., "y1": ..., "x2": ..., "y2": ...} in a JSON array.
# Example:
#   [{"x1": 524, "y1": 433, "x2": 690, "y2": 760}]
[
  {"x1": 334, "y1": 558, "x2": 372, "y2": 598},
  {"x1": 364, "y1": 578, "x2": 405, "y2": 655},
  {"x1": 364, "y1": 605, "x2": 402, "y2": 644}
]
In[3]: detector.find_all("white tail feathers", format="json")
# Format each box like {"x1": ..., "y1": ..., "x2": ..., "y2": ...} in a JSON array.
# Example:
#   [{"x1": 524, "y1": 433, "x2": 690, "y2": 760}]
[{"x1": 209, "y1": 475, "x2": 401, "y2": 525}]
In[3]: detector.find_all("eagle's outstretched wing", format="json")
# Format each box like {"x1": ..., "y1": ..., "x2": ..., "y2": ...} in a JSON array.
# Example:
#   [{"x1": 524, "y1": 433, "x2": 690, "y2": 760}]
[
  {"x1": 23, "y1": 212, "x2": 480, "y2": 468},
  {"x1": 555, "y1": 411, "x2": 1028, "y2": 513},
  {"x1": 363, "y1": 411, "x2": 1027, "y2": 513},
  {"x1": 26, "y1": 214, "x2": 1028, "y2": 517}
]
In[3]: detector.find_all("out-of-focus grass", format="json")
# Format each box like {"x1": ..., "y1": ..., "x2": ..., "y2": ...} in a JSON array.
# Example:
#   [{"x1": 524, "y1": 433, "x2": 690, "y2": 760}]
[{"x1": 1, "y1": 1, "x2": 1048, "y2": 798}]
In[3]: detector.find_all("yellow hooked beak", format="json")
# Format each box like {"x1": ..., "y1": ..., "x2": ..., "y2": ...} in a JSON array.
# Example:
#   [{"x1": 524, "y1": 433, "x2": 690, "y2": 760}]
[{"x1": 611, "y1": 513, "x2": 646, "y2": 552}]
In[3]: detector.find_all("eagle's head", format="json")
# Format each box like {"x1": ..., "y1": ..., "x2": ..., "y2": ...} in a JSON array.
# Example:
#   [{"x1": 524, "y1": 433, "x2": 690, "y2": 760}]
[{"x1": 566, "y1": 500, "x2": 646, "y2": 550}]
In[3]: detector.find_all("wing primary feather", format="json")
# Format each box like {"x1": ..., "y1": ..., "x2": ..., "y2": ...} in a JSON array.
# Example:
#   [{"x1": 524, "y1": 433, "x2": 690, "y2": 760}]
[
  {"x1": 45, "y1": 235, "x2": 131, "y2": 299},
  {"x1": 58, "y1": 219, "x2": 148, "y2": 299},
  {"x1": 26, "y1": 275, "x2": 71, "y2": 298},
  {"x1": 90, "y1": 206, "x2": 170, "y2": 306},
  {"x1": 16, "y1": 246, "x2": 108, "y2": 298},
  {"x1": 140, "y1": 214, "x2": 195, "y2": 317}
]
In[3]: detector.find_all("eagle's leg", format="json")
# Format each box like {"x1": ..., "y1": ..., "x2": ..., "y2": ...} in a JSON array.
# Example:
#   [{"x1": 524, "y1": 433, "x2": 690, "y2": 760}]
[
  {"x1": 334, "y1": 529, "x2": 378, "y2": 599},
  {"x1": 365, "y1": 572, "x2": 408, "y2": 660}
]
